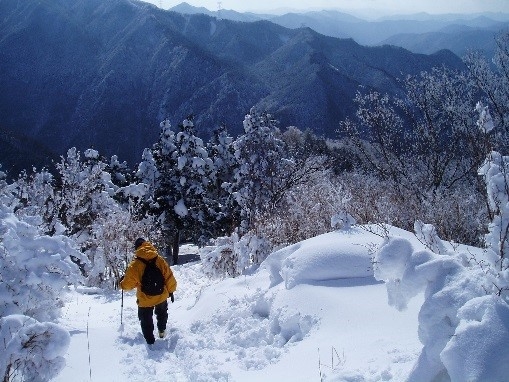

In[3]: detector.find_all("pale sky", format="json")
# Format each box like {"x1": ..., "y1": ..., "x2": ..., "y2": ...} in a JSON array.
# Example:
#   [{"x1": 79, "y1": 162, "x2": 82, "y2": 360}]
[{"x1": 143, "y1": 0, "x2": 509, "y2": 16}]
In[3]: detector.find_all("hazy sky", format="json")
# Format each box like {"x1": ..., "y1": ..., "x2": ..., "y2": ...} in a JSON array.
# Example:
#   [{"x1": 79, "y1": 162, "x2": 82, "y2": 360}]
[{"x1": 144, "y1": 0, "x2": 509, "y2": 16}]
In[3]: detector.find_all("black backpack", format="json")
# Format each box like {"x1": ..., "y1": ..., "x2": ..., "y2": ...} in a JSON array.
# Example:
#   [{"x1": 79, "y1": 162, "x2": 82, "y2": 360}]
[{"x1": 136, "y1": 257, "x2": 165, "y2": 296}]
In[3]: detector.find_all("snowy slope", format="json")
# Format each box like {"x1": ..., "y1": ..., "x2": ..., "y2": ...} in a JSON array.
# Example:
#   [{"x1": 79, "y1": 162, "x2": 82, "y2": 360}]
[{"x1": 54, "y1": 227, "x2": 424, "y2": 382}]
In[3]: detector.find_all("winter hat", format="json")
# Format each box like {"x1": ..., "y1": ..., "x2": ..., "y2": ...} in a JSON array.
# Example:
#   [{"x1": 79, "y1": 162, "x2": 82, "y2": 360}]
[{"x1": 134, "y1": 238, "x2": 146, "y2": 250}]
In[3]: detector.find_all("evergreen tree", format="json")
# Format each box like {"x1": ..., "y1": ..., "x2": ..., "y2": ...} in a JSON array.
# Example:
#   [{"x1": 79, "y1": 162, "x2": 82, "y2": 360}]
[
  {"x1": 231, "y1": 108, "x2": 288, "y2": 232},
  {"x1": 144, "y1": 119, "x2": 179, "y2": 262},
  {"x1": 207, "y1": 123, "x2": 238, "y2": 237},
  {"x1": 170, "y1": 116, "x2": 215, "y2": 255}
]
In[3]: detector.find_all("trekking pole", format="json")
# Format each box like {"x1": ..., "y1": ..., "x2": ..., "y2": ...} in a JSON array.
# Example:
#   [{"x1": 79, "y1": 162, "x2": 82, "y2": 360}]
[{"x1": 121, "y1": 290, "x2": 124, "y2": 326}]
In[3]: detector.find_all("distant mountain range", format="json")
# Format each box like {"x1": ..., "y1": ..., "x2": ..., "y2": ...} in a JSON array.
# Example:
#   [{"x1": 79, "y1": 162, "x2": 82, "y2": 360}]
[
  {"x1": 172, "y1": 2, "x2": 509, "y2": 57},
  {"x1": 0, "y1": 0, "x2": 465, "y2": 174}
]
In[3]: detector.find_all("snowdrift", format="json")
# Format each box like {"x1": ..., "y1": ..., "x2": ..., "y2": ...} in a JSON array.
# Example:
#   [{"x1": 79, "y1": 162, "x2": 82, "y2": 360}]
[{"x1": 264, "y1": 227, "x2": 381, "y2": 289}]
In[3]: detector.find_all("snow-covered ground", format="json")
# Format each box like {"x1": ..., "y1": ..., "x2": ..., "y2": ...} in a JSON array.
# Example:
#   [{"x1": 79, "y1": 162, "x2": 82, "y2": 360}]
[{"x1": 54, "y1": 227, "x2": 425, "y2": 382}]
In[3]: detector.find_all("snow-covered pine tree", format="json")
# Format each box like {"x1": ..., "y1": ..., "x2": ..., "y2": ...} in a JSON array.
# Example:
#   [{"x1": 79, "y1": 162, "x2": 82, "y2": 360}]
[
  {"x1": 170, "y1": 116, "x2": 216, "y2": 253},
  {"x1": 206, "y1": 123, "x2": 238, "y2": 236},
  {"x1": 141, "y1": 119, "x2": 179, "y2": 262},
  {"x1": 232, "y1": 107, "x2": 287, "y2": 233}
]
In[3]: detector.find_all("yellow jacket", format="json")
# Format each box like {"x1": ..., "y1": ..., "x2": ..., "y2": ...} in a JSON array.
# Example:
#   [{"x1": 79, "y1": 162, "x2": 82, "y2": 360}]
[{"x1": 120, "y1": 241, "x2": 177, "y2": 307}]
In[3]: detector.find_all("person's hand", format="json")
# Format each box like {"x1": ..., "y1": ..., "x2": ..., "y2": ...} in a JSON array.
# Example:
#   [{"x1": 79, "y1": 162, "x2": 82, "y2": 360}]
[
  {"x1": 170, "y1": 293, "x2": 174, "y2": 303},
  {"x1": 115, "y1": 275, "x2": 124, "y2": 289}
]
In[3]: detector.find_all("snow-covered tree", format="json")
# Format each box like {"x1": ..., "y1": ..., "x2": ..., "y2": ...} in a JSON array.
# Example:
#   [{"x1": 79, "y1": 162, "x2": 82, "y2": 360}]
[
  {"x1": 342, "y1": 66, "x2": 487, "y2": 199},
  {"x1": 134, "y1": 147, "x2": 160, "y2": 223},
  {"x1": 54, "y1": 148, "x2": 102, "y2": 238},
  {"x1": 0, "y1": 205, "x2": 85, "y2": 321},
  {"x1": 106, "y1": 155, "x2": 132, "y2": 189},
  {"x1": 206, "y1": 123, "x2": 238, "y2": 236},
  {"x1": 137, "y1": 148, "x2": 160, "y2": 194},
  {"x1": 54, "y1": 148, "x2": 131, "y2": 285},
  {"x1": 139, "y1": 117, "x2": 217, "y2": 264},
  {"x1": 143, "y1": 119, "x2": 179, "y2": 261},
  {"x1": 12, "y1": 168, "x2": 59, "y2": 235},
  {"x1": 338, "y1": 66, "x2": 493, "y2": 245},
  {"x1": 231, "y1": 108, "x2": 288, "y2": 232},
  {"x1": 170, "y1": 116, "x2": 216, "y2": 253},
  {"x1": 465, "y1": 32, "x2": 509, "y2": 151}
]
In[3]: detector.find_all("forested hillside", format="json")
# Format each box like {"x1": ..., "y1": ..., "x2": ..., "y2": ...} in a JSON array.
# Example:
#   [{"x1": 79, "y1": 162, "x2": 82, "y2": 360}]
[{"x1": 0, "y1": 0, "x2": 462, "y2": 171}]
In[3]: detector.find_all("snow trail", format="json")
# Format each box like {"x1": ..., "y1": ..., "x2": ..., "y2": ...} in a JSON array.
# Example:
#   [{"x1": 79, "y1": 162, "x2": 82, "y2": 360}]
[
  {"x1": 54, "y1": 237, "x2": 423, "y2": 381},
  {"x1": 55, "y1": 245, "x2": 206, "y2": 382},
  {"x1": 56, "y1": 288, "x2": 190, "y2": 382}
]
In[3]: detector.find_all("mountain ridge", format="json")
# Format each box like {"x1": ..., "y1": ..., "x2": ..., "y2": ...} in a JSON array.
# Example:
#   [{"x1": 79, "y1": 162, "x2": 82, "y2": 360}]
[
  {"x1": 169, "y1": 2, "x2": 509, "y2": 53},
  {"x1": 0, "y1": 0, "x2": 464, "y2": 170}
]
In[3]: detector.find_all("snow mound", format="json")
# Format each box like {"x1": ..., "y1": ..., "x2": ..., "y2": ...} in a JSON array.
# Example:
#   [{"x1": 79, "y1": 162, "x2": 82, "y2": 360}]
[
  {"x1": 263, "y1": 227, "x2": 381, "y2": 289},
  {"x1": 442, "y1": 295, "x2": 509, "y2": 381}
]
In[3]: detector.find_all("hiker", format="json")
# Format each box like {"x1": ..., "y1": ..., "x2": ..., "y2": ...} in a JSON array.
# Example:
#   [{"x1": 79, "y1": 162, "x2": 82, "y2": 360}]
[{"x1": 120, "y1": 238, "x2": 177, "y2": 345}]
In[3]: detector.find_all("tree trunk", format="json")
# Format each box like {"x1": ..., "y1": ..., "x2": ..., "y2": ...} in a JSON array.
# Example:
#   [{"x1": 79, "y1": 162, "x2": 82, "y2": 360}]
[
  {"x1": 163, "y1": 245, "x2": 173, "y2": 264},
  {"x1": 172, "y1": 229, "x2": 180, "y2": 265}
]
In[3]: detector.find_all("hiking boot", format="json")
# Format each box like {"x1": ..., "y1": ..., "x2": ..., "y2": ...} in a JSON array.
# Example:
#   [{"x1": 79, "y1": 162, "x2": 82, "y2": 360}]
[{"x1": 158, "y1": 330, "x2": 165, "y2": 338}]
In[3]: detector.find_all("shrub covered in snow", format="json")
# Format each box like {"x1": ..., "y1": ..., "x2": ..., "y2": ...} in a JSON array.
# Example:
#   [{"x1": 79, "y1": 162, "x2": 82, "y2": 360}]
[
  {"x1": 340, "y1": 170, "x2": 487, "y2": 247},
  {"x1": 0, "y1": 315, "x2": 70, "y2": 382},
  {"x1": 252, "y1": 175, "x2": 353, "y2": 247},
  {"x1": 200, "y1": 232, "x2": 271, "y2": 278},
  {"x1": 0, "y1": 206, "x2": 85, "y2": 321}
]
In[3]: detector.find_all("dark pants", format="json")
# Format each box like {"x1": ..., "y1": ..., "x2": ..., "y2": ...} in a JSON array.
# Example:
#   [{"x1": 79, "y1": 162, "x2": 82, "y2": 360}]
[{"x1": 138, "y1": 300, "x2": 168, "y2": 344}]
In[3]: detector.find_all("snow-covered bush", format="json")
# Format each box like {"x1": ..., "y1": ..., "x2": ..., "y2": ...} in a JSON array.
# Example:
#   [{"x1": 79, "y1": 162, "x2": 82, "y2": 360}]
[
  {"x1": 200, "y1": 235, "x2": 242, "y2": 278},
  {"x1": 0, "y1": 206, "x2": 85, "y2": 321},
  {"x1": 341, "y1": 170, "x2": 487, "y2": 246},
  {"x1": 253, "y1": 175, "x2": 352, "y2": 246},
  {"x1": 200, "y1": 232, "x2": 271, "y2": 278},
  {"x1": 0, "y1": 315, "x2": 70, "y2": 382},
  {"x1": 331, "y1": 211, "x2": 356, "y2": 230}
]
